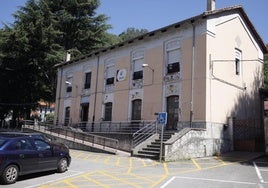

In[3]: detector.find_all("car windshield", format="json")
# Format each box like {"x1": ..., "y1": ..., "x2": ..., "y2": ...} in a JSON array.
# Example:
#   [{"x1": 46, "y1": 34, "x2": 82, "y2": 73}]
[{"x1": 0, "y1": 137, "x2": 7, "y2": 147}]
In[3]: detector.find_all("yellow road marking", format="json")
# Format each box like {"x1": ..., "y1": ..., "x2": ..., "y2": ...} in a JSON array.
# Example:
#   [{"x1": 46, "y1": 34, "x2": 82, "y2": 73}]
[
  {"x1": 99, "y1": 170, "x2": 142, "y2": 188},
  {"x1": 163, "y1": 162, "x2": 169, "y2": 175},
  {"x1": 62, "y1": 180, "x2": 79, "y2": 188},
  {"x1": 116, "y1": 156, "x2": 120, "y2": 166},
  {"x1": 214, "y1": 156, "x2": 227, "y2": 166},
  {"x1": 127, "y1": 158, "x2": 133, "y2": 174},
  {"x1": 82, "y1": 173, "x2": 110, "y2": 188},
  {"x1": 191, "y1": 159, "x2": 202, "y2": 170}
]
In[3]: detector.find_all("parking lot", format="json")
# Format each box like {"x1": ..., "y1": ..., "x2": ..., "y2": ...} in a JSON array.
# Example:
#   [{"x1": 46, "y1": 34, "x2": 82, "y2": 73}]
[{"x1": 3, "y1": 150, "x2": 268, "y2": 188}]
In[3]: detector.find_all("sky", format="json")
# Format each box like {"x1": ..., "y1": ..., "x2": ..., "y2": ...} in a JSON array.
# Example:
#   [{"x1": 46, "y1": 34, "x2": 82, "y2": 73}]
[{"x1": 0, "y1": 0, "x2": 267, "y2": 44}]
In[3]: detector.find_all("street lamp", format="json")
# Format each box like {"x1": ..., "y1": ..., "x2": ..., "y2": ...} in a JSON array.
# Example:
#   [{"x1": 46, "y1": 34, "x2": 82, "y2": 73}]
[{"x1": 142, "y1": 64, "x2": 154, "y2": 84}]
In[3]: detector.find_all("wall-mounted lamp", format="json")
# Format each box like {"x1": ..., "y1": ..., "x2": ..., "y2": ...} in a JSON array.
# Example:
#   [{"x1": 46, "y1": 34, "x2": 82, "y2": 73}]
[
  {"x1": 142, "y1": 64, "x2": 154, "y2": 72},
  {"x1": 65, "y1": 81, "x2": 72, "y2": 85},
  {"x1": 142, "y1": 64, "x2": 154, "y2": 84}
]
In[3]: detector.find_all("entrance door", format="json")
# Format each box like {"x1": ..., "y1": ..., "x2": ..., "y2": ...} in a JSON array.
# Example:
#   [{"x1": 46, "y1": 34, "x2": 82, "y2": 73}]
[
  {"x1": 131, "y1": 99, "x2": 142, "y2": 119},
  {"x1": 64, "y1": 107, "x2": 70, "y2": 126},
  {"x1": 81, "y1": 103, "x2": 89, "y2": 122},
  {"x1": 166, "y1": 96, "x2": 179, "y2": 130}
]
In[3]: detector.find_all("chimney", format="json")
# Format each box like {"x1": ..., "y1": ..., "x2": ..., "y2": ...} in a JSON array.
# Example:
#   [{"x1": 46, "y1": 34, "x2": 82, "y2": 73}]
[
  {"x1": 207, "y1": 0, "x2": 216, "y2": 11},
  {"x1": 66, "y1": 50, "x2": 71, "y2": 62}
]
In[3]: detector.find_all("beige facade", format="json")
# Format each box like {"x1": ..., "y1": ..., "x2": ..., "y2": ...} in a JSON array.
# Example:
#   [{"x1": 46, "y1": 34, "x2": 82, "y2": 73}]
[{"x1": 54, "y1": 6, "x2": 267, "y2": 135}]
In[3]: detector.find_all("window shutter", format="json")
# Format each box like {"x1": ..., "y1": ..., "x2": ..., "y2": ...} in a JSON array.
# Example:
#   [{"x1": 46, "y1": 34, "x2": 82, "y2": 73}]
[{"x1": 167, "y1": 49, "x2": 181, "y2": 64}]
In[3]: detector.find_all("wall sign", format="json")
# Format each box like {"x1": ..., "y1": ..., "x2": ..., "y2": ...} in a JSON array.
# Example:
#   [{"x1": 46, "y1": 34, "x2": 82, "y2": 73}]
[{"x1": 116, "y1": 69, "x2": 127, "y2": 82}]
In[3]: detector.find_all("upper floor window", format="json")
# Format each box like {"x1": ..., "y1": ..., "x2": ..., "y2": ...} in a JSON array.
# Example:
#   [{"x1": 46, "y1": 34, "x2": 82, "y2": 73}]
[
  {"x1": 132, "y1": 50, "x2": 144, "y2": 80},
  {"x1": 235, "y1": 49, "x2": 242, "y2": 75},
  {"x1": 84, "y1": 72, "x2": 91, "y2": 89},
  {"x1": 66, "y1": 77, "x2": 72, "y2": 93},
  {"x1": 166, "y1": 40, "x2": 181, "y2": 74},
  {"x1": 105, "y1": 65, "x2": 115, "y2": 85}
]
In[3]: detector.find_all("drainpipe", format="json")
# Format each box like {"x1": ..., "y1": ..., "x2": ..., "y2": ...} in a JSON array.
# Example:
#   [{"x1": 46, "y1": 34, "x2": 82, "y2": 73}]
[
  {"x1": 92, "y1": 55, "x2": 100, "y2": 131},
  {"x1": 56, "y1": 67, "x2": 63, "y2": 126},
  {"x1": 190, "y1": 22, "x2": 196, "y2": 128}
]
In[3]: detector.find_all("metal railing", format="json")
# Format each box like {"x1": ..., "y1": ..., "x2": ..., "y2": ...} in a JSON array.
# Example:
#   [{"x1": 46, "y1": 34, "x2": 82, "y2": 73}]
[
  {"x1": 65, "y1": 120, "x2": 154, "y2": 134},
  {"x1": 23, "y1": 120, "x2": 119, "y2": 153},
  {"x1": 132, "y1": 121, "x2": 157, "y2": 148}
]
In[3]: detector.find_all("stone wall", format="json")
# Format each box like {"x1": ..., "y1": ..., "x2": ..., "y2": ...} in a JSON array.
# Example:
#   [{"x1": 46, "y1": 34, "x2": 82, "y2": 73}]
[{"x1": 163, "y1": 121, "x2": 233, "y2": 161}]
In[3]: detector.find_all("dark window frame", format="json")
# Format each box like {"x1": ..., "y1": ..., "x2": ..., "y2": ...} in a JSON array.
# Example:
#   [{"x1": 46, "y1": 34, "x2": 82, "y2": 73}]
[
  {"x1": 84, "y1": 72, "x2": 91, "y2": 89},
  {"x1": 167, "y1": 62, "x2": 180, "y2": 74},
  {"x1": 133, "y1": 70, "x2": 143, "y2": 80},
  {"x1": 106, "y1": 77, "x2": 115, "y2": 85}
]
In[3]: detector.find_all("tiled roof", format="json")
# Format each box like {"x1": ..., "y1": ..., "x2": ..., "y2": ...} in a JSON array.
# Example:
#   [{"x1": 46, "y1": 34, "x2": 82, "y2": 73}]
[{"x1": 55, "y1": 5, "x2": 267, "y2": 68}]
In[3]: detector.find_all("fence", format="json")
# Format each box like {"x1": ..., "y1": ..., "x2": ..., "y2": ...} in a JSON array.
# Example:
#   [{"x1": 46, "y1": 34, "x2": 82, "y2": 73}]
[
  {"x1": 233, "y1": 118, "x2": 264, "y2": 152},
  {"x1": 23, "y1": 120, "x2": 119, "y2": 153}
]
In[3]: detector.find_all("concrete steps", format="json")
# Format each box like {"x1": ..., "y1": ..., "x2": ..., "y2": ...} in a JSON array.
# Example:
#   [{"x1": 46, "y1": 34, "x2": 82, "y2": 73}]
[{"x1": 133, "y1": 131, "x2": 175, "y2": 160}]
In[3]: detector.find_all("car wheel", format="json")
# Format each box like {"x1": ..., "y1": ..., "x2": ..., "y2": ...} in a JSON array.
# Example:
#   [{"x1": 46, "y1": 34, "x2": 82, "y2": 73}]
[
  {"x1": 1, "y1": 165, "x2": 19, "y2": 184},
  {"x1": 57, "y1": 158, "x2": 68, "y2": 173}
]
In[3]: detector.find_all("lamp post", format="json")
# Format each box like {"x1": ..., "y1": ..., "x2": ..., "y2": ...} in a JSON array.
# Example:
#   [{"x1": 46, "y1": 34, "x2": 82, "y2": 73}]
[{"x1": 142, "y1": 64, "x2": 154, "y2": 84}]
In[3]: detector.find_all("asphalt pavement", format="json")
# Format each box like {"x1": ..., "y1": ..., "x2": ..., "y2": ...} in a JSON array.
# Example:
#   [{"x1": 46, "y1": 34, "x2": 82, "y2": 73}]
[{"x1": 2, "y1": 150, "x2": 267, "y2": 188}]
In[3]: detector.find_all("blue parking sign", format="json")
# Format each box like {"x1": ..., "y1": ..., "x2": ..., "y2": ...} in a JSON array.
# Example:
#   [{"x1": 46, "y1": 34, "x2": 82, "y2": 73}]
[{"x1": 158, "y1": 112, "x2": 167, "y2": 124}]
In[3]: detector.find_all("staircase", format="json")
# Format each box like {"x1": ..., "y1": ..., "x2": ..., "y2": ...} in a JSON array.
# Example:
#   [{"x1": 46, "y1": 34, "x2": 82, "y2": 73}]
[{"x1": 132, "y1": 131, "x2": 175, "y2": 160}]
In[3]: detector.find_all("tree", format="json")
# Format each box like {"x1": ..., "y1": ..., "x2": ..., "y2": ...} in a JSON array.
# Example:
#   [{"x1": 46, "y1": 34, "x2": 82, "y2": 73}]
[
  {"x1": 118, "y1": 27, "x2": 148, "y2": 41},
  {"x1": 0, "y1": 0, "x2": 112, "y2": 122}
]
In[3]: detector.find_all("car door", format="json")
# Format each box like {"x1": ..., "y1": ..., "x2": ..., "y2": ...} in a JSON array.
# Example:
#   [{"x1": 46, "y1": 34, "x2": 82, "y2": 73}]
[
  {"x1": 11, "y1": 138, "x2": 39, "y2": 174},
  {"x1": 34, "y1": 139, "x2": 57, "y2": 171}
]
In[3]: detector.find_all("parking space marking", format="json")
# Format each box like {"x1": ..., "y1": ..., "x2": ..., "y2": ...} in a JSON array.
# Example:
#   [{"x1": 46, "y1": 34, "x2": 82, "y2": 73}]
[
  {"x1": 36, "y1": 150, "x2": 264, "y2": 188},
  {"x1": 160, "y1": 176, "x2": 258, "y2": 188},
  {"x1": 191, "y1": 159, "x2": 202, "y2": 170},
  {"x1": 254, "y1": 161, "x2": 264, "y2": 183}
]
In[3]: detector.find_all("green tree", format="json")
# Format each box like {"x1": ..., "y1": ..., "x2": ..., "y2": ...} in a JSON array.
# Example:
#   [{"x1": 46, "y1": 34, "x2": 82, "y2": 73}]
[
  {"x1": 118, "y1": 27, "x2": 148, "y2": 41},
  {"x1": 0, "y1": 0, "x2": 112, "y2": 122}
]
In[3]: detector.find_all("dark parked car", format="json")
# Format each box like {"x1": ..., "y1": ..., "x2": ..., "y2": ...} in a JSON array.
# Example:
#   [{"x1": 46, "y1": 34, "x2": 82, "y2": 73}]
[{"x1": 0, "y1": 134, "x2": 71, "y2": 184}]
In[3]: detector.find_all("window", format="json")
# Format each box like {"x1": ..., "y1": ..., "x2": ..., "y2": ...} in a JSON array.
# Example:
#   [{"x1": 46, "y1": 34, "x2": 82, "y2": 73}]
[
  {"x1": 105, "y1": 65, "x2": 115, "y2": 85},
  {"x1": 132, "y1": 50, "x2": 144, "y2": 80},
  {"x1": 104, "y1": 102, "x2": 112, "y2": 121},
  {"x1": 235, "y1": 49, "x2": 241, "y2": 75},
  {"x1": 166, "y1": 40, "x2": 181, "y2": 74},
  {"x1": 66, "y1": 86, "x2": 72, "y2": 93},
  {"x1": 133, "y1": 70, "x2": 143, "y2": 80},
  {"x1": 167, "y1": 62, "x2": 180, "y2": 74},
  {"x1": 84, "y1": 72, "x2": 91, "y2": 89}
]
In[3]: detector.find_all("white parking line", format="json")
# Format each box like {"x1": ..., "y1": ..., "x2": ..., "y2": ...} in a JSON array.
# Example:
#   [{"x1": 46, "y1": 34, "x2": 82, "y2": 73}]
[
  {"x1": 160, "y1": 176, "x2": 258, "y2": 188},
  {"x1": 253, "y1": 162, "x2": 264, "y2": 183}
]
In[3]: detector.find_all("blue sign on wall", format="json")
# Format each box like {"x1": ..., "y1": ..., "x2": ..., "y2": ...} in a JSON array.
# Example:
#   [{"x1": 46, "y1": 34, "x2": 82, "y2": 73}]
[{"x1": 158, "y1": 112, "x2": 167, "y2": 124}]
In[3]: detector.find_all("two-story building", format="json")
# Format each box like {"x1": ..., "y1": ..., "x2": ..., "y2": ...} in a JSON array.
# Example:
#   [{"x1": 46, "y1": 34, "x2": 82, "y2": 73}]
[{"x1": 54, "y1": 1, "x2": 267, "y2": 159}]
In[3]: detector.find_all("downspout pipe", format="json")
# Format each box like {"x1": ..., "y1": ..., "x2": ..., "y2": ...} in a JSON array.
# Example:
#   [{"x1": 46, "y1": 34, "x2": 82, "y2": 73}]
[
  {"x1": 92, "y1": 55, "x2": 100, "y2": 131},
  {"x1": 56, "y1": 67, "x2": 63, "y2": 126},
  {"x1": 190, "y1": 22, "x2": 196, "y2": 128}
]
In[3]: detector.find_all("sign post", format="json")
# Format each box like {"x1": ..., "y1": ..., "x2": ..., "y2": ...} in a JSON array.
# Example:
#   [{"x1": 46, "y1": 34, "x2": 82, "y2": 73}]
[{"x1": 157, "y1": 112, "x2": 167, "y2": 162}]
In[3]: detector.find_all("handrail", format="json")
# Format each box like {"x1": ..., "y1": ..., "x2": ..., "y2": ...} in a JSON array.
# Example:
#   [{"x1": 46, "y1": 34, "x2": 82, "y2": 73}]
[
  {"x1": 23, "y1": 120, "x2": 119, "y2": 153},
  {"x1": 67, "y1": 120, "x2": 154, "y2": 134},
  {"x1": 132, "y1": 121, "x2": 157, "y2": 148}
]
